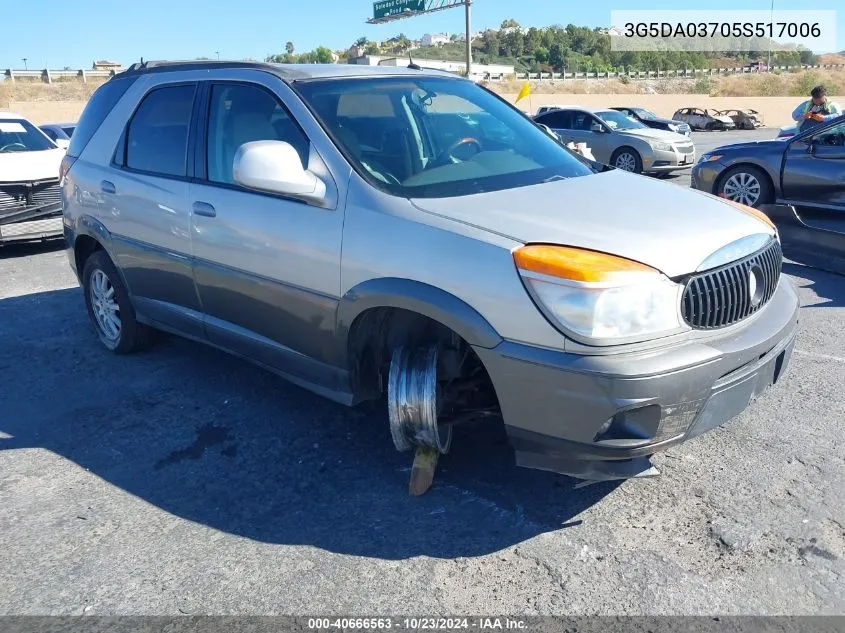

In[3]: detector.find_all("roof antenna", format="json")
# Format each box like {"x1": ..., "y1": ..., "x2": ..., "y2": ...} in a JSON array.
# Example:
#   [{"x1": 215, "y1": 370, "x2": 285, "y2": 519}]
[{"x1": 408, "y1": 52, "x2": 420, "y2": 71}]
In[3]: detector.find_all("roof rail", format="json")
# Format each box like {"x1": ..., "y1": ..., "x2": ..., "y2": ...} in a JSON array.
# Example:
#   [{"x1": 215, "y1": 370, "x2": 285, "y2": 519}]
[{"x1": 116, "y1": 59, "x2": 309, "y2": 80}]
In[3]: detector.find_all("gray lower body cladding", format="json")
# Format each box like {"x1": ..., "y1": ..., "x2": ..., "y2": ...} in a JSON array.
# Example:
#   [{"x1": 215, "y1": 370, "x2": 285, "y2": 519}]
[{"x1": 474, "y1": 277, "x2": 800, "y2": 480}]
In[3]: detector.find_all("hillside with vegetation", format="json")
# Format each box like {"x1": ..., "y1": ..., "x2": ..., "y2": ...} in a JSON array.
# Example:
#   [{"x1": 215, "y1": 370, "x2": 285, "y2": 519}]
[{"x1": 264, "y1": 18, "x2": 821, "y2": 74}]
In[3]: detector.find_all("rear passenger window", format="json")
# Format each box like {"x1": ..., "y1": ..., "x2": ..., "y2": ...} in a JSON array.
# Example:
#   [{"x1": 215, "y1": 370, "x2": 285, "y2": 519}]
[
  {"x1": 206, "y1": 83, "x2": 309, "y2": 185},
  {"x1": 536, "y1": 110, "x2": 571, "y2": 129},
  {"x1": 126, "y1": 84, "x2": 196, "y2": 177},
  {"x1": 67, "y1": 75, "x2": 137, "y2": 158}
]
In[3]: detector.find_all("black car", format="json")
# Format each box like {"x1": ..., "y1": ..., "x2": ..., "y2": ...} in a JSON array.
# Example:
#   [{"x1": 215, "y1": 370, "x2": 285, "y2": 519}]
[
  {"x1": 692, "y1": 114, "x2": 845, "y2": 211},
  {"x1": 610, "y1": 107, "x2": 691, "y2": 136}
]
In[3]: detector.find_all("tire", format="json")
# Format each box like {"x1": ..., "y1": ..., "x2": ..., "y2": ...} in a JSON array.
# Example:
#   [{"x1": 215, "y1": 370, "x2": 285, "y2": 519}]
[
  {"x1": 82, "y1": 250, "x2": 154, "y2": 354},
  {"x1": 611, "y1": 147, "x2": 643, "y2": 174},
  {"x1": 705, "y1": 121, "x2": 716, "y2": 131},
  {"x1": 717, "y1": 165, "x2": 774, "y2": 209}
]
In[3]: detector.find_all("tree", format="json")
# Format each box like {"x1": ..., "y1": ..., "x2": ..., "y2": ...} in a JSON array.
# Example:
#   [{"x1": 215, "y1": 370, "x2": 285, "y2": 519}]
[
  {"x1": 355, "y1": 36, "x2": 368, "y2": 47},
  {"x1": 286, "y1": 41, "x2": 295, "y2": 56},
  {"x1": 548, "y1": 43, "x2": 564, "y2": 71},
  {"x1": 313, "y1": 46, "x2": 334, "y2": 63},
  {"x1": 501, "y1": 18, "x2": 520, "y2": 30},
  {"x1": 364, "y1": 42, "x2": 380, "y2": 55}
]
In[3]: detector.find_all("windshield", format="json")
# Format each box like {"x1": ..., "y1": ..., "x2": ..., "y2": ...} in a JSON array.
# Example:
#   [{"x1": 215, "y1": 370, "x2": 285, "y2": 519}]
[
  {"x1": 0, "y1": 119, "x2": 55, "y2": 153},
  {"x1": 595, "y1": 110, "x2": 647, "y2": 131},
  {"x1": 294, "y1": 76, "x2": 593, "y2": 198},
  {"x1": 633, "y1": 108, "x2": 658, "y2": 120}
]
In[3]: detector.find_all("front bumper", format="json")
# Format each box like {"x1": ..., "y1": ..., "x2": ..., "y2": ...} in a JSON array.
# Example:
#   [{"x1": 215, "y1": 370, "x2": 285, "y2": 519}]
[
  {"x1": 473, "y1": 276, "x2": 800, "y2": 480},
  {"x1": 0, "y1": 179, "x2": 63, "y2": 244},
  {"x1": 691, "y1": 160, "x2": 727, "y2": 194},
  {"x1": 0, "y1": 214, "x2": 63, "y2": 244},
  {"x1": 645, "y1": 146, "x2": 696, "y2": 172}
]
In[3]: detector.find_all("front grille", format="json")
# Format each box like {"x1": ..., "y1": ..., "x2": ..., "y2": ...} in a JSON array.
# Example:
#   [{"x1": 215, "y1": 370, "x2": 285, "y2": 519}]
[
  {"x1": 677, "y1": 144, "x2": 695, "y2": 154},
  {"x1": 682, "y1": 240, "x2": 782, "y2": 329},
  {"x1": 0, "y1": 180, "x2": 62, "y2": 220}
]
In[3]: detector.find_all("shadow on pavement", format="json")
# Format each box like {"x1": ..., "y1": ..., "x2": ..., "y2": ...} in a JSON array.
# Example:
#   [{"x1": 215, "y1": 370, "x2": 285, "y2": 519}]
[
  {"x1": 0, "y1": 287, "x2": 616, "y2": 560},
  {"x1": 0, "y1": 238, "x2": 65, "y2": 259},
  {"x1": 785, "y1": 262, "x2": 845, "y2": 309}
]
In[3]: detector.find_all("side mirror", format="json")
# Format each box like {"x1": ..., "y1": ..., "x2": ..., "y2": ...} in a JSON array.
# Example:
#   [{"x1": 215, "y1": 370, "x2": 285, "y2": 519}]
[
  {"x1": 590, "y1": 123, "x2": 606, "y2": 133},
  {"x1": 233, "y1": 140, "x2": 326, "y2": 202},
  {"x1": 55, "y1": 138, "x2": 70, "y2": 150}
]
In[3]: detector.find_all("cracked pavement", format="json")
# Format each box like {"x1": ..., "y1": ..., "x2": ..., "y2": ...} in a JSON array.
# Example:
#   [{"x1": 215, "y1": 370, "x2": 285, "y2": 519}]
[{"x1": 1, "y1": 153, "x2": 844, "y2": 614}]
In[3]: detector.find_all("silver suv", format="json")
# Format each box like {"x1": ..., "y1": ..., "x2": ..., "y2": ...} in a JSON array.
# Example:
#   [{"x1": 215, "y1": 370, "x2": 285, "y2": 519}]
[{"x1": 62, "y1": 61, "x2": 799, "y2": 482}]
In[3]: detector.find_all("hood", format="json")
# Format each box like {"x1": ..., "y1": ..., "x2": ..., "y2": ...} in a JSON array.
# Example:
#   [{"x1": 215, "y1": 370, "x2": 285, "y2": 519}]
[
  {"x1": 617, "y1": 127, "x2": 691, "y2": 143},
  {"x1": 410, "y1": 170, "x2": 775, "y2": 278},
  {"x1": 649, "y1": 116, "x2": 687, "y2": 127},
  {"x1": 713, "y1": 115, "x2": 735, "y2": 124},
  {"x1": 712, "y1": 139, "x2": 785, "y2": 154},
  {"x1": 0, "y1": 148, "x2": 64, "y2": 183}
]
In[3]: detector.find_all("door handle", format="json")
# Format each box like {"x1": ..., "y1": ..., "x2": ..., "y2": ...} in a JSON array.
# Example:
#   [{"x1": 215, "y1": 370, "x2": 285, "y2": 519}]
[
  {"x1": 100, "y1": 180, "x2": 116, "y2": 194},
  {"x1": 192, "y1": 201, "x2": 216, "y2": 218}
]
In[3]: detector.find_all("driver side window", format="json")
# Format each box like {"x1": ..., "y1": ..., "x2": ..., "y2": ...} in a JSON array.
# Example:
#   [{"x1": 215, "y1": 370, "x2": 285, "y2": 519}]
[
  {"x1": 811, "y1": 122, "x2": 845, "y2": 147},
  {"x1": 206, "y1": 83, "x2": 309, "y2": 185}
]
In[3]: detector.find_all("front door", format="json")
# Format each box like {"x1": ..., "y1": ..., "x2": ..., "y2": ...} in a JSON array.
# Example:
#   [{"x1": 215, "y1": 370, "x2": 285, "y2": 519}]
[
  {"x1": 782, "y1": 120, "x2": 845, "y2": 211},
  {"x1": 188, "y1": 80, "x2": 344, "y2": 383}
]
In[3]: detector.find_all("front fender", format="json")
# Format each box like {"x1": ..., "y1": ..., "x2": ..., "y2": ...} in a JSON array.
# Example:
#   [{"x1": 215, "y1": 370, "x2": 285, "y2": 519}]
[{"x1": 336, "y1": 277, "x2": 503, "y2": 362}]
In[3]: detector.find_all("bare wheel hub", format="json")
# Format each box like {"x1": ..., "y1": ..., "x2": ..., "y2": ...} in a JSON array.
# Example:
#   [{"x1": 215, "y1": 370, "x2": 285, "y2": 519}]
[{"x1": 387, "y1": 346, "x2": 452, "y2": 454}]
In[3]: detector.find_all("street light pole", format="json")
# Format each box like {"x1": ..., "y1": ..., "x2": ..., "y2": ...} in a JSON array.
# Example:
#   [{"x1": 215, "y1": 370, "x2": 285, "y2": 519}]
[
  {"x1": 22, "y1": 58, "x2": 27, "y2": 70},
  {"x1": 464, "y1": 0, "x2": 472, "y2": 78},
  {"x1": 215, "y1": 51, "x2": 220, "y2": 60},
  {"x1": 768, "y1": 0, "x2": 774, "y2": 70}
]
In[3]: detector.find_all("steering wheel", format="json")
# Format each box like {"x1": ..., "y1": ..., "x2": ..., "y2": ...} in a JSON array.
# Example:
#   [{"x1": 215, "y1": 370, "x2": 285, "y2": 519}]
[
  {"x1": 431, "y1": 137, "x2": 483, "y2": 168},
  {"x1": 0, "y1": 143, "x2": 27, "y2": 152}
]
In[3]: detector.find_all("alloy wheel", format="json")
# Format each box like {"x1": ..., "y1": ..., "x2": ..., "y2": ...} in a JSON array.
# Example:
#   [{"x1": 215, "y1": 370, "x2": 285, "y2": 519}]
[{"x1": 722, "y1": 172, "x2": 761, "y2": 206}]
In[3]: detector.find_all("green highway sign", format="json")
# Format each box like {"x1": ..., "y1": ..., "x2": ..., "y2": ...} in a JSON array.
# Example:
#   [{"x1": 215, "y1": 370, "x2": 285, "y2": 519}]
[{"x1": 373, "y1": 0, "x2": 425, "y2": 20}]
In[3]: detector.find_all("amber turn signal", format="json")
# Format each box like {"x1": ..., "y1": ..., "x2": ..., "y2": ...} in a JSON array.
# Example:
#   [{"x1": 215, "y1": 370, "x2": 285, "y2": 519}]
[{"x1": 513, "y1": 245, "x2": 657, "y2": 283}]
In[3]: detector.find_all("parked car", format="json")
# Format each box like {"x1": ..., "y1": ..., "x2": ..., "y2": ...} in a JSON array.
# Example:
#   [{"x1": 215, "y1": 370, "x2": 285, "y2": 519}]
[
  {"x1": 533, "y1": 106, "x2": 695, "y2": 174},
  {"x1": 692, "y1": 114, "x2": 845, "y2": 210},
  {"x1": 673, "y1": 107, "x2": 736, "y2": 131},
  {"x1": 610, "y1": 106, "x2": 691, "y2": 136},
  {"x1": 534, "y1": 104, "x2": 576, "y2": 117},
  {"x1": 38, "y1": 124, "x2": 71, "y2": 150},
  {"x1": 0, "y1": 113, "x2": 66, "y2": 244},
  {"x1": 63, "y1": 61, "x2": 798, "y2": 482},
  {"x1": 715, "y1": 109, "x2": 764, "y2": 130}
]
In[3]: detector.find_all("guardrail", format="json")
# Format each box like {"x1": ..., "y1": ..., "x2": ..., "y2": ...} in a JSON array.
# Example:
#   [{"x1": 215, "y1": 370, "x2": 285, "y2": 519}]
[
  {"x1": 2, "y1": 69, "x2": 118, "y2": 83},
  {"x1": 505, "y1": 63, "x2": 845, "y2": 81}
]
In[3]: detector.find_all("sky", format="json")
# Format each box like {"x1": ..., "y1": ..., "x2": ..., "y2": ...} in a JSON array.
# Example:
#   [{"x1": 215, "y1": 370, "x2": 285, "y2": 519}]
[{"x1": 2, "y1": 0, "x2": 842, "y2": 70}]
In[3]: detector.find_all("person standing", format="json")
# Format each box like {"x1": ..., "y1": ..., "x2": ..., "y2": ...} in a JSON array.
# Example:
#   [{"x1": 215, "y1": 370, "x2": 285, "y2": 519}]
[{"x1": 792, "y1": 85, "x2": 842, "y2": 133}]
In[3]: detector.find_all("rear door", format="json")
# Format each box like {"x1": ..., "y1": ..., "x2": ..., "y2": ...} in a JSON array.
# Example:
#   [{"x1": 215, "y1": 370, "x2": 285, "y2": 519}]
[
  {"x1": 102, "y1": 81, "x2": 203, "y2": 337},
  {"x1": 782, "y1": 120, "x2": 845, "y2": 210}
]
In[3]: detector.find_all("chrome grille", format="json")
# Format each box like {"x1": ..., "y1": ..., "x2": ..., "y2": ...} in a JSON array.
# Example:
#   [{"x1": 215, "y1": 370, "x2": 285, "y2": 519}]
[
  {"x1": 0, "y1": 180, "x2": 62, "y2": 218},
  {"x1": 682, "y1": 240, "x2": 782, "y2": 329}
]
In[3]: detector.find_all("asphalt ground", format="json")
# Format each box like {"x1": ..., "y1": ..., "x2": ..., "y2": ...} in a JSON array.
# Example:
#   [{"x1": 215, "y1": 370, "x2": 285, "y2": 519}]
[{"x1": 1, "y1": 130, "x2": 844, "y2": 615}]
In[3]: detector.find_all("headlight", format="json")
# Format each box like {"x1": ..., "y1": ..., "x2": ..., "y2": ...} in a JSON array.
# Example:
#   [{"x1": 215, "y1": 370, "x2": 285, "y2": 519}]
[
  {"x1": 698, "y1": 153, "x2": 723, "y2": 163},
  {"x1": 652, "y1": 141, "x2": 672, "y2": 151},
  {"x1": 513, "y1": 245, "x2": 687, "y2": 344}
]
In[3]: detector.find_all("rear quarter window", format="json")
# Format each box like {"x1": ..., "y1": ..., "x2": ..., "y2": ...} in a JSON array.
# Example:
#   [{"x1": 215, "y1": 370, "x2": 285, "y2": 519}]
[{"x1": 67, "y1": 75, "x2": 137, "y2": 158}]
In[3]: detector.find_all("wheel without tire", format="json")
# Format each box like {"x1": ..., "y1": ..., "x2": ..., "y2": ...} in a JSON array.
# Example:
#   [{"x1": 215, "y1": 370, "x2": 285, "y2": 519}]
[
  {"x1": 82, "y1": 250, "x2": 154, "y2": 354},
  {"x1": 611, "y1": 147, "x2": 643, "y2": 174},
  {"x1": 387, "y1": 345, "x2": 452, "y2": 454},
  {"x1": 718, "y1": 165, "x2": 773, "y2": 209}
]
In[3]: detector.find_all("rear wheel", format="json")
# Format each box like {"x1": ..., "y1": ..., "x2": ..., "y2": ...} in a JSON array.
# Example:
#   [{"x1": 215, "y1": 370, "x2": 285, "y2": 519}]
[
  {"x1": 718, "y1": 165, "x2": 774, "y2": 208},
  {"x1": 611, "y1": 147, "x2": 642, "y2": 174},
  {"x1": 82, "y1": 251, "x2": 154, "y2": 353}
]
